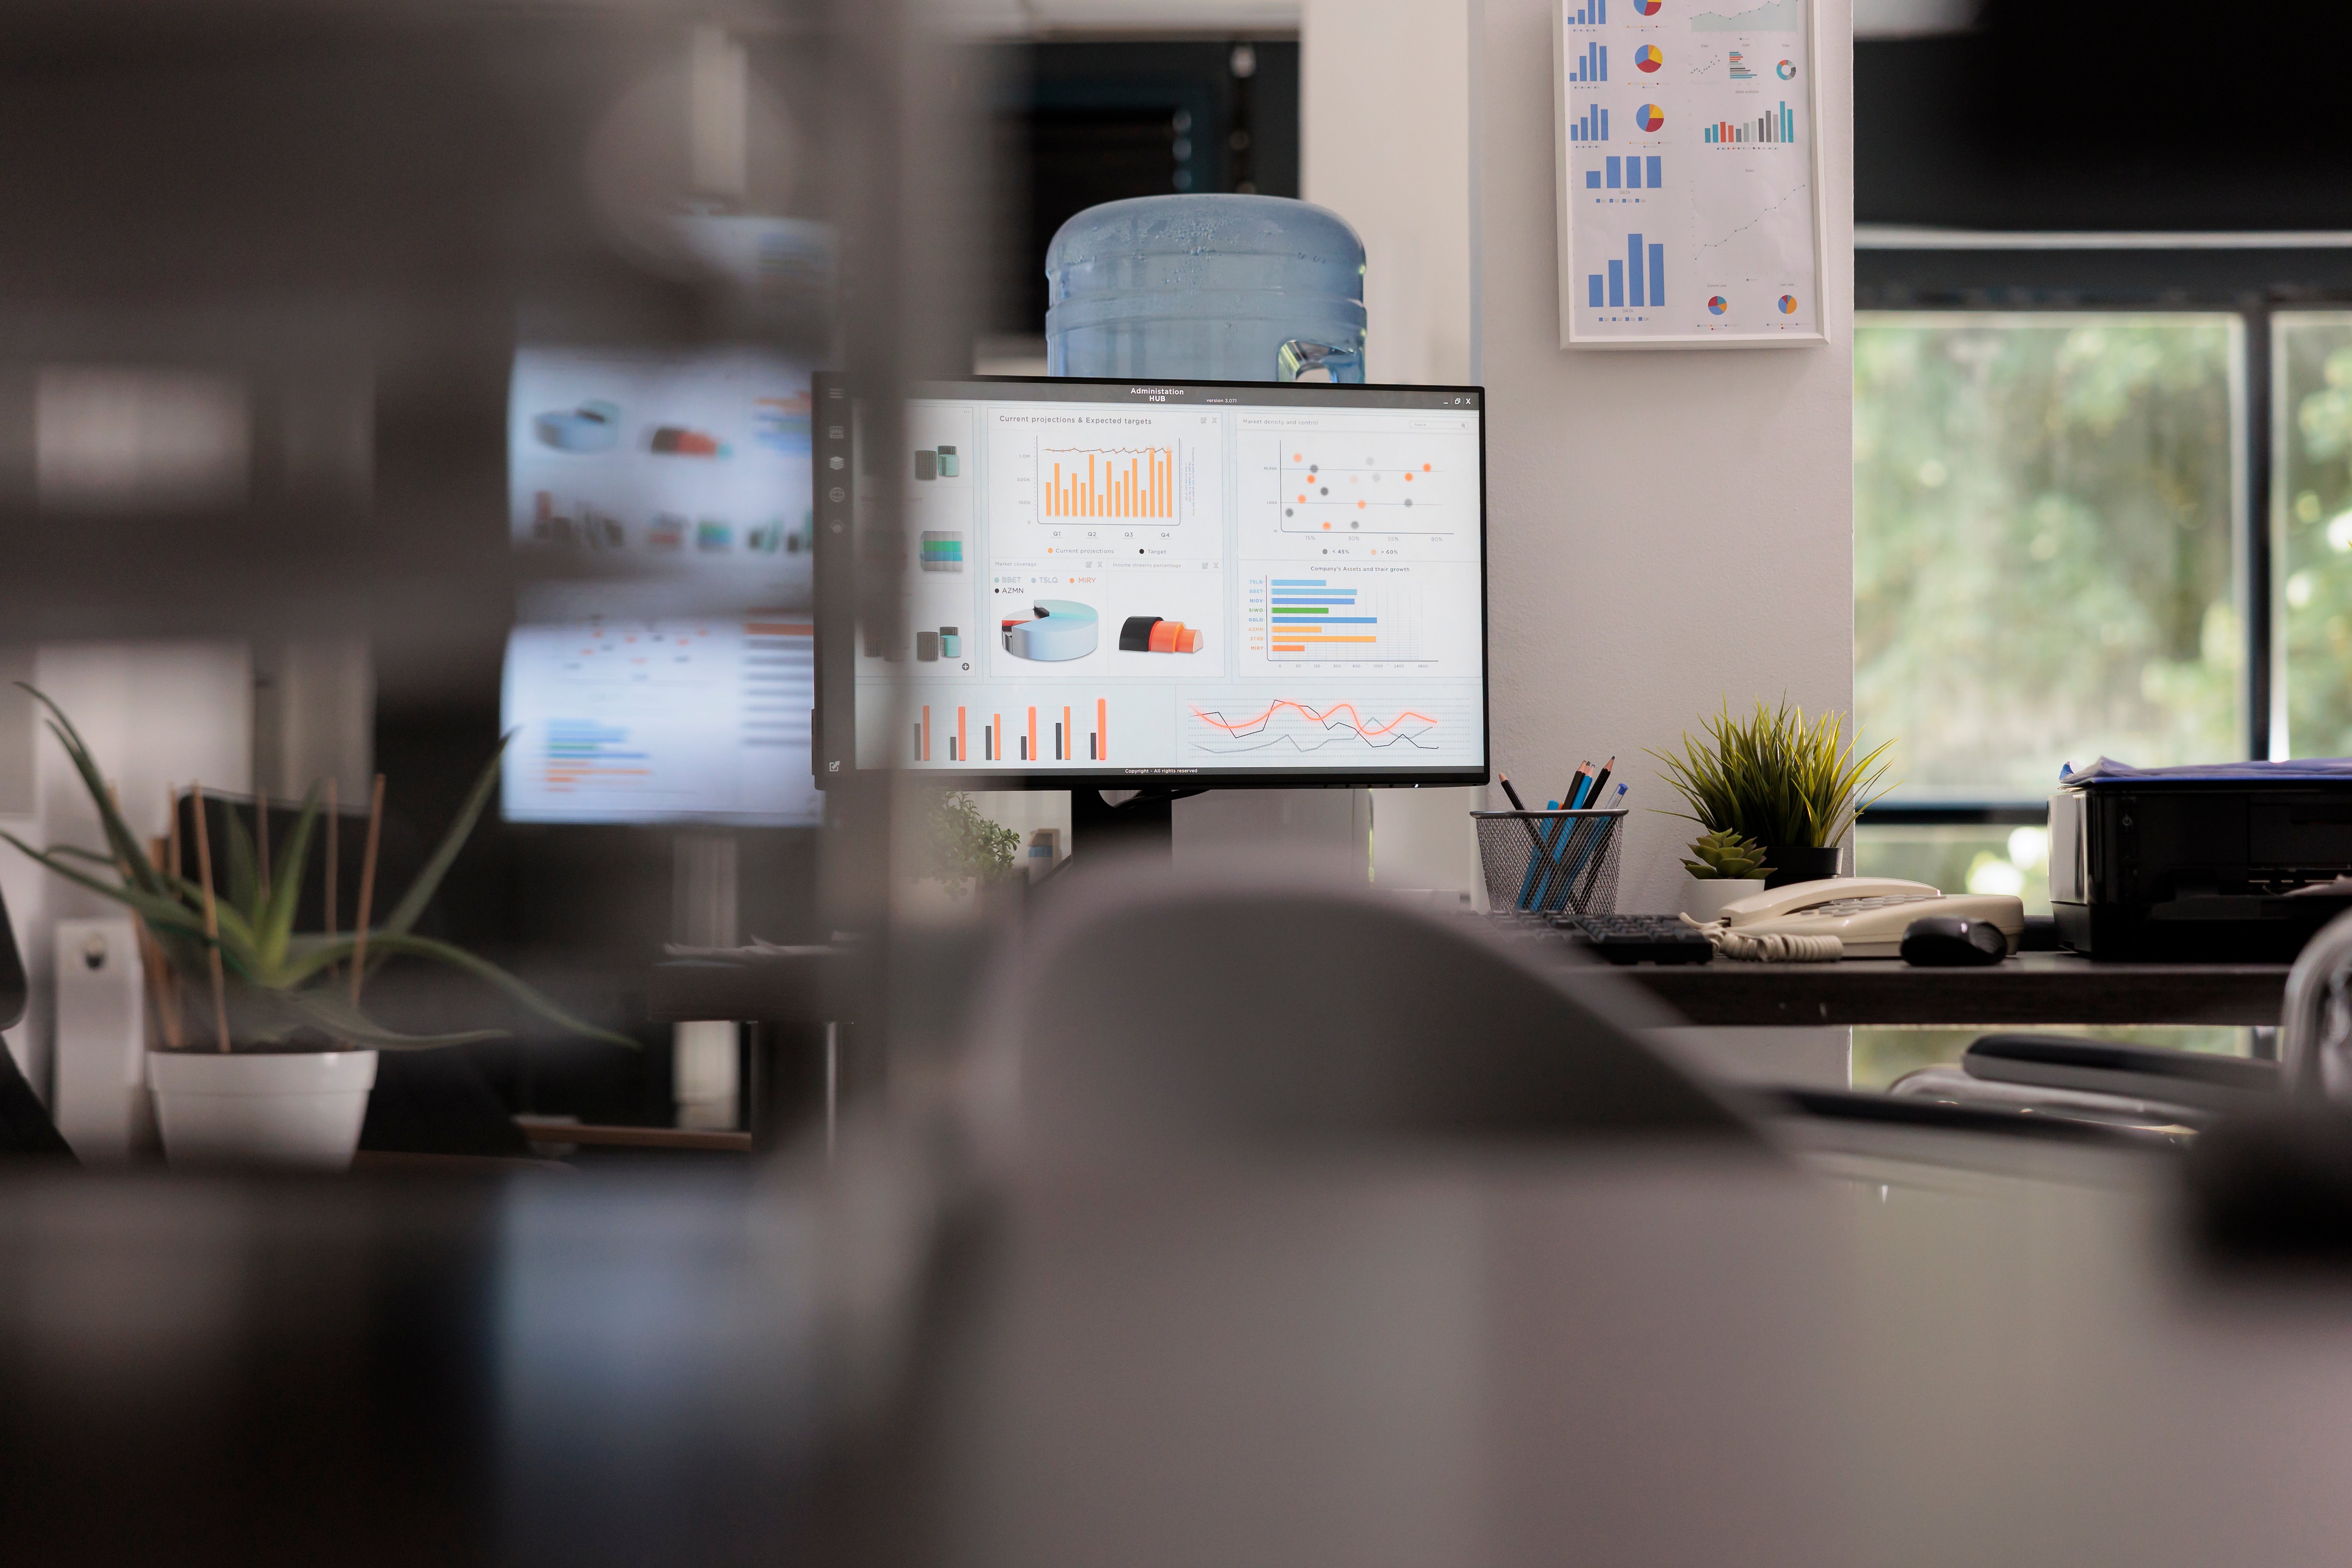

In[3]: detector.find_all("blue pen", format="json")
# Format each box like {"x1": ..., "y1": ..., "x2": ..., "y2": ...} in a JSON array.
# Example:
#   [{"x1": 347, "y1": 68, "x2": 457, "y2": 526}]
[
  {"x1": 1531, "y1": 767, "x2": 1606, "y2": 909},
  {"x1": 1515, "y1": 798, "x2": 1564, "y2": 910},
  {"x1": 1558, "y1": 782, "x2": 1629, "y2": 907}
]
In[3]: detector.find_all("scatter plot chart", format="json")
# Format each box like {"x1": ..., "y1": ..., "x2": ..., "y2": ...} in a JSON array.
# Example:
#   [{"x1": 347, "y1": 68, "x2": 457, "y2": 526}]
[{"x1": 1273, "y1": 444, "x2": 1456, "y2": 536}]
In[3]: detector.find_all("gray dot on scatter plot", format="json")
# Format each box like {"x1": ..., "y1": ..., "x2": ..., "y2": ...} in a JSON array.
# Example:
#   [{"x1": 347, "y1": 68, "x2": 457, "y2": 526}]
[
  {"x1": 1319, "y1": 487, "x2": 1328, "y2": 495},
  {"x1": 1284, "y1": 507, "x2": 1293, "y2": 516},
  {"x1": 1405, "y1": 498, "x2": 1413, "y2": 507}
]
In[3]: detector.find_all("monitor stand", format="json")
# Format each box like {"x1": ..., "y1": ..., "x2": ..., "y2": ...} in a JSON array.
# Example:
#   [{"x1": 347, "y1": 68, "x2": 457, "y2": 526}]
[{"x1": 1069, "y1": 787, "x2": 1205, "y2": 861}]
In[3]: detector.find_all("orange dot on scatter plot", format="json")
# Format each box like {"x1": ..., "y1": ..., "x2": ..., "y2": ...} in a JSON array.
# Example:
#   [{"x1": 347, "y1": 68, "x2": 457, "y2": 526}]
[
  {"x1": 1293, "y1": 453, "x2": 1303, "y2": 462},
  {"x1": 1357, "y1": 500, "x2": 1366, "y2": 509},
  {"x1": 1322, "y1": 521, "x2": 1332, "y2": 530},
  {"x1": 1404, "y1": 473, "x2": 1414, "y2": 482},
  {"x1": 1298, "y1": 495, "x2": 1307, "y2": 502}
]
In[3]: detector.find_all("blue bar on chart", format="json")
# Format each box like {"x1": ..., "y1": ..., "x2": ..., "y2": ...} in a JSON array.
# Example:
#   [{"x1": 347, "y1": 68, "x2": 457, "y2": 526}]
[
  {"x1": 1268, "y1": 579, "x2": 1381, "y2": 658},
  {"x1": 1588, "y1": 273, "x2": 1604, "y2": 307},
  {"x1": 1572, "y1": 106, "x2": 1611, "y2": 142},
  {"x1": 1647, "y1": 154, "x2": 1661, "y2": 185},
  {"x1": 1648, "y1": 242, "x2": 1664, "y2": 307},
  {"x1": 1572, "y1": 40, "x2": 1608, "y2": 81},
  {"x1": 1627, "y1": 233, "x2": 1646, "y2": 307},
  {"x1": 1570, "y1": 0, "x2": 1606, "y2": 20},
  {"x1": 1586, "y1": 169, "x2": 1601, "y2": 188},
  {"x1": 1608, "y1": 259, "x2": 1624, "y2": 307},
  {"x1": 1607, "y1": 155, "x2": 1620, "y2": 187}
]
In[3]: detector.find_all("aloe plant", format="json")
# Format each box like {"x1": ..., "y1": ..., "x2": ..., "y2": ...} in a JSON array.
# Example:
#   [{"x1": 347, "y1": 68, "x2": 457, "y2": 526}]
[
  {"x1": 1681, "y1": 827, "x2": 1773, "y2": 881},
  {"x1": 3, "y1": 685, "x2": 631, "y2": 1051},
  {"x1": 1649, "y1": 696, "x2": 1897, "y2": 850}
]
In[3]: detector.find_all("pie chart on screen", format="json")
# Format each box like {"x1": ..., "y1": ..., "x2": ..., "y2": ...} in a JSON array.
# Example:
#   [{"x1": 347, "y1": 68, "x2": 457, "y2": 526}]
[
  {"x1": 1634, "y1": 44, "x2": 1664, "y2": 71},
  {"x1": 1778, "y1": 294, "x2": 1799, "y2": 314},
  {"x1": 1707, "y1": 296, "x2": 1729, "y2": 315},
  {"x1": 1636, "y1": 103, "x2": 1666, "y2": 132}
]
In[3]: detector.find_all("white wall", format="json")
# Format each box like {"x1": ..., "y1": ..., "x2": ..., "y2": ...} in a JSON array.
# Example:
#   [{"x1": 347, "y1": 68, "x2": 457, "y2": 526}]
[
  {"x1": 1478, "y1": 0, "x2": 1856, "y2": 914},
  {"x1": 1298, "y1": 0, "x2": 1486, "y2": 900},
  {"x1": 1302, "y1": 0, "x2": 1476, "y2": 388},
  {"x1": 0, "y1": 643, "x2": 251, "y2": 1099}
]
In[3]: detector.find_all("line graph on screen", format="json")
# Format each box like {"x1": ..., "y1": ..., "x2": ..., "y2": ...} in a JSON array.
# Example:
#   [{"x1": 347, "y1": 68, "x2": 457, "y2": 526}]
[{"x1": 1183, "y1": 694, "x2": 1477, "y2": 763}]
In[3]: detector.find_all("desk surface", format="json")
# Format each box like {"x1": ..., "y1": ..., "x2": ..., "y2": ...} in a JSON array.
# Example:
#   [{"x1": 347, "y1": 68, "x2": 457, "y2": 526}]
[
  {"x1": 1526, "y1": 940, "x2": 2292, "y2": 1027},
  {"x1": 6, "y1": 1124, "x2": 2352, "y2": 1565}
]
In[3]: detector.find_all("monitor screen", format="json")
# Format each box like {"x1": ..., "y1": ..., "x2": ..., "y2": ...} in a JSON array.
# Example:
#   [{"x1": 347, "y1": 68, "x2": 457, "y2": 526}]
[
  {"x1": 815, "y1": 375, "x2": 1487, "y2": 787},
  {"x1": 500, "y1": 344, "x2": 821, "y2": 825}
]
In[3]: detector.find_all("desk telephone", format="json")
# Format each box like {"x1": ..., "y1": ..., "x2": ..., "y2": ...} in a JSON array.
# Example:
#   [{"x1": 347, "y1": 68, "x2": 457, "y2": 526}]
[{"x1": 1708, "y1": 878, "x2": 2027, "y2": 959}]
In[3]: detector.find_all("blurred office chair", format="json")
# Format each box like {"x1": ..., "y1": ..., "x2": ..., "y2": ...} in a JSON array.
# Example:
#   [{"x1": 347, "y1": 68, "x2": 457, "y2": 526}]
[
  {"x1": 962, "y1": 858, "x2": 1762, "y2": 1168},
  {"x1": 0, "y1": 885, "x2": 72, "y2": 1159}
]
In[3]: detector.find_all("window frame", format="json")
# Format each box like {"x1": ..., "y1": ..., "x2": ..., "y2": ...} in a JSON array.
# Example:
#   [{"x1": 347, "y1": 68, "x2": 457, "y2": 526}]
[{"x1": 1852, "y1": 232, "x2": 2352, "y2": 824}]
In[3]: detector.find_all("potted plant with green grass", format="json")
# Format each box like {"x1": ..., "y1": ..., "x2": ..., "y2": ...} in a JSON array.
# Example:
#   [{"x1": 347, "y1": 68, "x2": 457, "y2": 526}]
[
  {"x1": 1651, "y1": 697, "x2": 1896, "y2": 890},
  {"x1": 3, "y1": 686, "x2": 631, "y2": 1170}
]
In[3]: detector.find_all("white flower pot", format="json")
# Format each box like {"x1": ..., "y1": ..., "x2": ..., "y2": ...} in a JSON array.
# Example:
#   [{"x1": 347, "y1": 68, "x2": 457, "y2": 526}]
[
  {"x1": 147, "y1": 1050, "x2": 379, "y2": 1171},
  {"x1": 1680, "y1": 878, "x2": 1766, "y2": 923}
]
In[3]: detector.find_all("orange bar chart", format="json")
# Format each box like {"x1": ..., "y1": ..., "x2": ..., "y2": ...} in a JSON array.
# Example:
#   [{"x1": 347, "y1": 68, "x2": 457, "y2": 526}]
[
  {"x1": 1096, "y1": 698, "x2": 1107, "y2": 762},
  {"x1": 1043, "y1": 446, "x2": 1174, "y2": 520}
]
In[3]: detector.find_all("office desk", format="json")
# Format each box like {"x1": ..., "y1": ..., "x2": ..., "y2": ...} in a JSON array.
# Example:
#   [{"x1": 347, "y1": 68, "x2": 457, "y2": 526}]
[
  {"x1": 1599, "y1": 951, "x2": 2290, "y2": 1027},
  {"x1": 1488, "y1": 924, "x2": 2292, "y2": 1028},
  {"x1": 5, "y1": 1130, "x2": 2346, "y2": 1566}
]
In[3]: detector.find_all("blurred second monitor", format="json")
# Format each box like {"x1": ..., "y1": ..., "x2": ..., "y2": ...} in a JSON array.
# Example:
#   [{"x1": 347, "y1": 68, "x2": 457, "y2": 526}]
[{"x1": 499, "y1": 344, "x2": 820, "y2": 825}]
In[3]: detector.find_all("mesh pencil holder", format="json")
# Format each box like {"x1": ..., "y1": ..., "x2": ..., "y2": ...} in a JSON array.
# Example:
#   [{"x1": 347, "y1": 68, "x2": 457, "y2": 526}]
[{"x1": 1471, "y1": 809, "x2": 1626, "y2": 919}]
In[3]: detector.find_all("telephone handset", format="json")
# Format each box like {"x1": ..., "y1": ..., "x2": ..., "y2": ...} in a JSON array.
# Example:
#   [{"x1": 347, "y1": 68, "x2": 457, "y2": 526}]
[{"x1": 1711, "y1": 877, "x2": 2026, "y2": 959}]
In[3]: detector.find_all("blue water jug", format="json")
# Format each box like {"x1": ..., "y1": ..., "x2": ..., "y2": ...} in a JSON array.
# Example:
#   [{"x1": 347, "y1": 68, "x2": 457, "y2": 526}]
[{"x1": 1044, "y1": 194, "x2": 1366, "y2": 383}]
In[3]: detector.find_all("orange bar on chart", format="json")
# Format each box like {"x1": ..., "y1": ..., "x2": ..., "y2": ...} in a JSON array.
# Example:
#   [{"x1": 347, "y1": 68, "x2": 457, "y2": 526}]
[
  {"x1": 1097, "y1": 697, "x2": 1107, "y2": 761},
  {"x1": 957, "y1": 706, "x2": 967, "y2": 763},
  {"x1": 1063, "y1": 706, "x2": 1072, "y2": 762},
  {"x1": 921, "y1": 705, "x2": 931, "y2": 763},
  {"x1": 1028, "y1": 706, "x2": 1038, "y2": 762},
  {"x1": 992, "y1": 712, "x2": 1001, "y2": 761}
]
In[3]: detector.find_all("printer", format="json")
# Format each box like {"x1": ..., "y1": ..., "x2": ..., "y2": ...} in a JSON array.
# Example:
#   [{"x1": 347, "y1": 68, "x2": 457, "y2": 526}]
[{"x1": 2050, "y1": 760, "x2": 2352, "y2": 959}]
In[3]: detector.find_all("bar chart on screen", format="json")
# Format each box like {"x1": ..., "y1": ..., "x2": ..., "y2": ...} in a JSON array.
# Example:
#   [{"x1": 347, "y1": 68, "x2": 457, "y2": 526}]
[
  {"x1": 1181, "y1": 692, "x2": 1479, "y2": 765},
  {"x1": 913, "y1": 695, "x2": 1115, "y2": 765},
  {"x1": 1247, "y1": 576, "x2": 1427, "y2": 662}
]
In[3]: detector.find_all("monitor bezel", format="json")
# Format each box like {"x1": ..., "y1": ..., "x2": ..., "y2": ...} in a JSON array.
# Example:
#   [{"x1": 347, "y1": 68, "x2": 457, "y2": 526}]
[{"x1": 814, "y1": 372, "x2": 1490, "y2": 792}]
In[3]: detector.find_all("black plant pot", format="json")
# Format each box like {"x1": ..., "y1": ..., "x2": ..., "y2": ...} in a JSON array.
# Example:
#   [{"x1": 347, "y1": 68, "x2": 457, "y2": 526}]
[{"x1": 1761, "y1": 845, "x2": 1842, "y2": 889}]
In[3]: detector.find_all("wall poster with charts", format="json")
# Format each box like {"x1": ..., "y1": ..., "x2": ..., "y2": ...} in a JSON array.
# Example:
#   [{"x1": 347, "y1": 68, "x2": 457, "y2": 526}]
[{"x1": 1551, "y1": 0, "x2": 1827, "y2": 349}]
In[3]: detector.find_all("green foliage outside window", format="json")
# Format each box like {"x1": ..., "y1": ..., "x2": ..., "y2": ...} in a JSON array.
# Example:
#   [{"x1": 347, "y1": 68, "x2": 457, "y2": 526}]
[
  {"x1": 2280, "y1": 316, "x2": 2352, "y2": 755},
  {"x1": 1856, "y1": 314, "x2": 2242, "y2": 799}
]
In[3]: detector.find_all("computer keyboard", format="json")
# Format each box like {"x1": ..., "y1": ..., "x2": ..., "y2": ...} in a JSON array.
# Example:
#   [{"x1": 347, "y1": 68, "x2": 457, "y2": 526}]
[{"x1": 1564, "y1": 913, "x2": 1716, "y2": 965}]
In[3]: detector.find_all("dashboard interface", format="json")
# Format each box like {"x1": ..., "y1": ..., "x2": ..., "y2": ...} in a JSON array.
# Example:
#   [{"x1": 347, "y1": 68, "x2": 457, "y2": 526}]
[{"x1": 824, "y1": 377, "x2": 1487, "y2": 785}]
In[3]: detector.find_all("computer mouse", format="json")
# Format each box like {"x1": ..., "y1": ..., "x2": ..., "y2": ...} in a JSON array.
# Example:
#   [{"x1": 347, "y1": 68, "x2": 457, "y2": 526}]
[{"x1": 1900, "y1": 914, "x2": 2009, "y2": 966}]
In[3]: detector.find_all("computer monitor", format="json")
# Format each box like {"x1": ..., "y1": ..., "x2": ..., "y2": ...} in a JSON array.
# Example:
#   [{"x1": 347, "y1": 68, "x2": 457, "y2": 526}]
[
  {"x1": 499, "y1": 344, "x2": 821, "y2": 825},
  {"x1": 813, "y1": 374, "x2": 1488, "y2": 788}
]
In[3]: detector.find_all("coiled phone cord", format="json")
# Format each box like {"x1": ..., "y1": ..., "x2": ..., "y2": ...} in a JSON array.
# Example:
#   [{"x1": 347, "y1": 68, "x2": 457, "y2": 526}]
[{"x1": 1677, "y1": 913, "x2": 1844, "y2": 963}]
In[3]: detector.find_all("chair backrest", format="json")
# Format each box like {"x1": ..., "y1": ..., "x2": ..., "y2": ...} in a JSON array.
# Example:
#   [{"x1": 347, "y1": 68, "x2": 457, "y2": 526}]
[
  {"x1": 962, "y1": 859, "x2": 1761, "y2": 1167},
  {"x1": 2282, "y1": 904, "x2": 2352, "y2": 1098},
  {"x1": 0, "y1": 884, "x2": 71, "y2": 1159}
]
